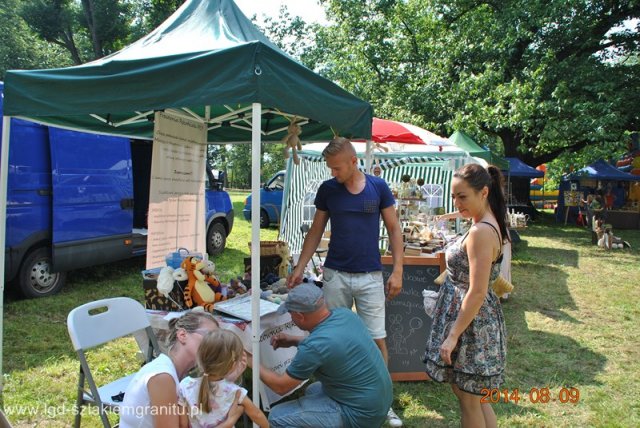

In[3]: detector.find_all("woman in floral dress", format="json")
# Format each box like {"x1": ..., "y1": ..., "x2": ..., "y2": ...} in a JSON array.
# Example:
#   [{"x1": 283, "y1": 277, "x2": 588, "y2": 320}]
[{"x1": 424, "y1": 163, "x2": 509, "y2": 427}]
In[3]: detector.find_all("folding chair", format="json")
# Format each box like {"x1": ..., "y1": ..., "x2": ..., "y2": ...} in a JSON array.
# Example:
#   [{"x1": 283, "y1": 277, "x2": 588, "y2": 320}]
[
  {"x1": 0, "y1": 410, "x2": 15, "y2": 427},
  {"x1": 300, "y1": 224, "x2": 328, "y2": 274},
  {"x1": 67, "y1": 297, "x2": 160, "y2": 428}
]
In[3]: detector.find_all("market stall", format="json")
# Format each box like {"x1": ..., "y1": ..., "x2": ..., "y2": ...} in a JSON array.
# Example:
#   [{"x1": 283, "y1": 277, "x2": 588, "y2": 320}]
[
  {"x1": 1, "y1": 0, "x2": 372, "y2": 400},
  {"x1": 555, "y1": 160, "x2": 640, "y2": 228},
  {"x1": 502, "y1": 157, "x2": 544, "y2": 220},
  {"x1": 279, "y1": 141, "x2": 477, "y2": 254}
]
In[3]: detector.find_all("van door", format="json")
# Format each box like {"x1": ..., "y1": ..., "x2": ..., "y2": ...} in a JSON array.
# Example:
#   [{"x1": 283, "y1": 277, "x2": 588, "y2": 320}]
[{"x1": 49, "y1": 128, "x2": 134, "y2": 272}]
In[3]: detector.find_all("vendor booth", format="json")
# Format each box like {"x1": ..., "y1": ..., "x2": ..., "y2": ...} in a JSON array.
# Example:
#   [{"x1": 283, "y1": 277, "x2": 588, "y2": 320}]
[
  {"x1": 279, "y1": 141, "x2": 477, "y2": 254},
  {"x1": 556, "y1": 160, "x2": 640, "y2": 229},
  {"x1": 1, "y1": 0, "x2": 373, "y2": 404},
  {"x1": 279, "y1": 140, "x2": 479, "y2": 380},
  {"x1": 502, "y1": 157, "x2": 544, "y2": 220}
]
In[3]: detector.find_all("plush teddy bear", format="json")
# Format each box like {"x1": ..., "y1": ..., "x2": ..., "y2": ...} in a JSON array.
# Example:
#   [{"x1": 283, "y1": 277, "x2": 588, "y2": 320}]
[
  {"x1": 282, "y1": 117, "x2": 302, "y2": 165},
  {"x1": 181, "y1": 257, "x2": 227, "y2": 312}
]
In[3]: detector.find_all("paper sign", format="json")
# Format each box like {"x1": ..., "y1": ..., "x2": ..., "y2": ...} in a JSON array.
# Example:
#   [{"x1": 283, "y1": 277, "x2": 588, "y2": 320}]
[{"x1": 146, "y1": 111, "x2": 207, "y2": 268}]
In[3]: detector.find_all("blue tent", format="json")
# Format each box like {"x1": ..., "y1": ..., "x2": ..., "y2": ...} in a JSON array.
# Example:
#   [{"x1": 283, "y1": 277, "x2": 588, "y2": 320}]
[
  {"x1": 565, "y1": 160, "x2": 640, "y2": 181},
  {"x1": 556, "y1": 159, "x2": 640, "y2": 225},
  {"x1": 503, "y1": 157, "x2": 544, "y2": 178}
]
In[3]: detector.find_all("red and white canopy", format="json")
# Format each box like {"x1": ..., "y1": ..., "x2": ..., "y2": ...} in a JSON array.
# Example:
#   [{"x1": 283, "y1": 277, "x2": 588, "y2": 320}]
[{"x1": 371, "y1": 117, "x2": 451, "y2": 147}]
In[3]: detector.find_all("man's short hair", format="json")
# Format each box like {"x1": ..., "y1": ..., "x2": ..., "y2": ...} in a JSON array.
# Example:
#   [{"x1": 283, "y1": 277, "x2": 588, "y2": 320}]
[{"x1": 322, "y1": 137, "x2": 356, "y2": 158}]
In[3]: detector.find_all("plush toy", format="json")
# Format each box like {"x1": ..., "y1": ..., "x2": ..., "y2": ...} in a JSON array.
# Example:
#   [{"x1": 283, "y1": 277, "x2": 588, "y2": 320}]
[
  {"x1": 282, "y1": 117, "x2": 302, "y2": 165},
  {"x1": 181, "y1": 257, "x2": 227, "y2": 312},
  {"x1": 157, "y1": 266, "x2": 175, "y2": 297},
  {"x1": 173, "y1": 267, "x2": 188, "y2": 284},
  {"x1": 201, "y1": 259, "x2": 216, "y2": 276},
  {"x1": 274, "y1": 242, "x2": 291, "y2": 278},
  {"x1": 229, "y1": 277, "x2": 247, "y2": 295}
]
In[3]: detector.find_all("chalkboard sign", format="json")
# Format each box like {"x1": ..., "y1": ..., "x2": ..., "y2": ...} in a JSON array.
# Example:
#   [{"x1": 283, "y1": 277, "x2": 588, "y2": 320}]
[{"x1": 382, "y1": 255, "x2": 444, "y2": 381}]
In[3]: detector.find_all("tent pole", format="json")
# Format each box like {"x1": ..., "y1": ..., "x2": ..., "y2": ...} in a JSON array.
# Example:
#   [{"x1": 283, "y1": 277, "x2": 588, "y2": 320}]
[
  {"x1": 250, "y1": 103, "x2": 262, "y2": 411},
  {"x1": 365, "y1": 141, "x2": 372, "y2": 173},
  {"x1": 0, "y1": 116, "x2": 12, "y2": 390}
]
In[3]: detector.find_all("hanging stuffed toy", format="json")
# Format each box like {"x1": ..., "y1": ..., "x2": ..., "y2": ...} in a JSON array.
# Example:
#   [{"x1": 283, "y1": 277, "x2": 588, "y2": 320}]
[{"x1": 282, "y1": 117, "x2": 302, "y2": 165}]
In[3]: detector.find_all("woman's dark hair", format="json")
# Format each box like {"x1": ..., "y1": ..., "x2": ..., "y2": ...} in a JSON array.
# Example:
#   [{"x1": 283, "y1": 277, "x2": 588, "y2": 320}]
[{"x1": 454, "y1": 163, "x2": 510, "y2": 243}]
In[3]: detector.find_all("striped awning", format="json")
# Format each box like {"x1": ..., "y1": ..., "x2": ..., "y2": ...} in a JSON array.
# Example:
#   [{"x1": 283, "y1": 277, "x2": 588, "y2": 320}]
[{"x1": 280, "y1": 155, "x2": 455, "y2": 254}]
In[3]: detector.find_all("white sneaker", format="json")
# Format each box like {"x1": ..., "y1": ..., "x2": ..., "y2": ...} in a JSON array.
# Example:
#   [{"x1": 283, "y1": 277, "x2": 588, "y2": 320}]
[{"x1": 387, "y1": 408, "x2": 403, "y2": 427}]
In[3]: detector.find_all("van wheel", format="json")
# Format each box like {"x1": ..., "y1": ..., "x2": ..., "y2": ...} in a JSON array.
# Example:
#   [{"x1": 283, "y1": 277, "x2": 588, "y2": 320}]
[
  {"x1": 207, "y1": 222, "x2": 227, "y2": 256},
  {"x1": 260, "y1": 209, "x2": 270, "y2": 228},
  {"x1": 18, "y1": 248, "x2": 66, "y2": 298}
]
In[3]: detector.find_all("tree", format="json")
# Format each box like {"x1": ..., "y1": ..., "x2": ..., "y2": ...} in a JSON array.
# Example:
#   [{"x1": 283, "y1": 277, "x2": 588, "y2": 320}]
[
  {"x1": 21, "y1": 0, "x2": 136, "y2": 64},
  {"x1": 20, "y1": 0, "x2": 84, "y2": 64},
  {"x1": 78, "y1": 0, "x2": 131, "y2": 57},
  {"x1": 0, "y1": 0, "x2": 70, "y2": 78},
  {"x1": 307, "y1": 0, "x2": 640, "y2": 168}
]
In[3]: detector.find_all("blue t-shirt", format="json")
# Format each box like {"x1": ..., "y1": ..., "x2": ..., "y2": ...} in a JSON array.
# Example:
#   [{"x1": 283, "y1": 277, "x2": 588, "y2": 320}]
[
  {"x1": 286, "y1": 308, "x2": 392, "y2": 428},
  {"x1": 315, "y1": 174, "x2": 395, "y2": 272}
]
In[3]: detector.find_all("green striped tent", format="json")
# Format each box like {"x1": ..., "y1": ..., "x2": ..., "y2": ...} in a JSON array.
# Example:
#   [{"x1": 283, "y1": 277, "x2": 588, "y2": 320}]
[{"x1": 280, "y1": 145, "x2": 474, "y2": 253}]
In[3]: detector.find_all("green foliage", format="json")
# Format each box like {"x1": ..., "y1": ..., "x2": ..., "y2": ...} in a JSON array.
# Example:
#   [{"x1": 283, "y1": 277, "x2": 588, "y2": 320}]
[
  {"x1": 305, "y1": 0, "x2": 640, "y2": 169},
  {"x1": 220, "y1": 143, "x2": 286, "y2": 189},
  {"x1": 16, "y1": 0, "x2": 184, "y2": 66},
  {"x1": 20, "y1": 0, "x2": 85, "y2": 64},
  {"x1": 77, "y1": 0, "x2": 132, "y2": 57},
  {"x1": 0, "y1": 0, "x2": 70, "y2": 78}
]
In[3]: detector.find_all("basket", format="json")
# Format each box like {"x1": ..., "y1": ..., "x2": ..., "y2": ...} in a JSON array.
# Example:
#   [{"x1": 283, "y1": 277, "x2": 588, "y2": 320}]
[
  {"x1": 244, "y1": 255, "x2": 283, "y2": 281},
  {"x1": 248, "y1": 241, "x2": 290, "y2": 257}
]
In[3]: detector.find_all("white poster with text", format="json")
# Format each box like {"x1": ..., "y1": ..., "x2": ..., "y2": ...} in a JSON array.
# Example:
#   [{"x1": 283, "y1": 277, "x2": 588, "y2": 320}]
[{"x1": 146, "y1": 111, "x2": 207, "y2": 268}]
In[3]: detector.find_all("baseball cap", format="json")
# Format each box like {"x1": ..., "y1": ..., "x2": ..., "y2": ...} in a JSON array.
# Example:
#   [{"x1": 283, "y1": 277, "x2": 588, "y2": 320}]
[{"x1": 277, "y1": 283, "x2": 324, "y2": 314}]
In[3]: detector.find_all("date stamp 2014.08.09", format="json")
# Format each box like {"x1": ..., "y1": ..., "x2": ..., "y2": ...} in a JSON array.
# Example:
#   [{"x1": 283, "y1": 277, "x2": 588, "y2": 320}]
[{"x1": 480, "y1": 387, "x2": 580, "y2": 405}]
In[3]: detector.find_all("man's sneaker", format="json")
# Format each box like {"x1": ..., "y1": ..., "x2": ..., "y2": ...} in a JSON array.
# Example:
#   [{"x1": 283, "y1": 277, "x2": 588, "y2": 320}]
[{"x1": 387, "y1": 408, "x2": 403, "y2": 427}]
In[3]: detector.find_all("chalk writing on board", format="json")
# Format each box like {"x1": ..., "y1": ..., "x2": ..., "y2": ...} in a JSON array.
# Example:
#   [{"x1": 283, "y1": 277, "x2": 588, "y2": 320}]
[{"x1": 383, "y1": 262, "x2": 442, "y2": 377}]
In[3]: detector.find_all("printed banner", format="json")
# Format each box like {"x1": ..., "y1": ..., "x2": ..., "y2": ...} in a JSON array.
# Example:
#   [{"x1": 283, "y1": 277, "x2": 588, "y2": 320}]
[{"x1": 146, "y1": 111, "x2": 207, "y2": 268}]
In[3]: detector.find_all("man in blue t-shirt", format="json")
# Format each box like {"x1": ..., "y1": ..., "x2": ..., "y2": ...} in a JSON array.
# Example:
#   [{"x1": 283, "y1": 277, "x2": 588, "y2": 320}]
[
  {"x1": 287, "y1": 137, "x2": 404, "y2": 426},
  {"x1": 252, "y1": 283, "x2": 393, "y2": 428}
]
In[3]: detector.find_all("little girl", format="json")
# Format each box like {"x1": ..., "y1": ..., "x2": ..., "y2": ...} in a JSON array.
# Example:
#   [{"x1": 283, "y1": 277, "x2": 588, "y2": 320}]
[{"x1": 178, "y1": 329, "x2": 268, "y2": 428}]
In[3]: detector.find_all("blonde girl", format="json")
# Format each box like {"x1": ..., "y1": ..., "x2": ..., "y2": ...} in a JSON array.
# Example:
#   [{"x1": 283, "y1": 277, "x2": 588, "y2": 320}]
[
  {"x1": 121, "y1": 311, "x2": 246, "y2": 428},
  {"x1": 178, "y1": 329, "x2": 268, "y2": 428}
]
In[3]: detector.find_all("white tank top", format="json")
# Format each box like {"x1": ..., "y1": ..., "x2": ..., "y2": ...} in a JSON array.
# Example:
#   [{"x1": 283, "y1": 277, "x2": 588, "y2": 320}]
[{"x1": 119, "y1": 353, "x2": 180, "y2": 428}]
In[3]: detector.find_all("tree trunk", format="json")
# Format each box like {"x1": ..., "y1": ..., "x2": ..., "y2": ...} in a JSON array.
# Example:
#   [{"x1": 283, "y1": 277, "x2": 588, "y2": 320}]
[
  {"x1": 61, "y1": 25, "x2": 82, "y2": 65},
  {"x1": 80, "y1": 0, "x2": 102, "y2": 58}
]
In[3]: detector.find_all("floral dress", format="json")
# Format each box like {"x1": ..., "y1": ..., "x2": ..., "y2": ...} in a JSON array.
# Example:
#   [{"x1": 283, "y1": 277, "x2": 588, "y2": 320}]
[
  {"x1": 178, "y1": 376, "x2": 247, "y2": 428},
  {"x1": 423, "y1": 222, "x2": 507, "y2": 394}
]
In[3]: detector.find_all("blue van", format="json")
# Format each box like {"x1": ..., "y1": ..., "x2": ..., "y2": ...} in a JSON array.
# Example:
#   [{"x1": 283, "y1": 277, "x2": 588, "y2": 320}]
[
  {"x1": 1, "y1": 82, "x2": 233, "y2": 297},
  {"x1": 243, "y1": 170, "x2": 285, "y2": 228}
]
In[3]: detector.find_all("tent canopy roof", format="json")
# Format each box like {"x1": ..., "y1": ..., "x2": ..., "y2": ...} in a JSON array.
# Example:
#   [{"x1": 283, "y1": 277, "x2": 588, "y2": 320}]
[
  {"x1": 564, "y1": 159, "x2": 640, "y2": 181},
  {"x1": 300, "y1": 141, "x2": 471, "y2": 158},
  {"x1": 449, "y1": 130, "x2": 509, "y2": 170},
  {"x1": 503, "y1": 157, "x2": 544, "y2": 178},
  {"x1": 3, "y1": 0, "x2": 372, "y2": 142}
]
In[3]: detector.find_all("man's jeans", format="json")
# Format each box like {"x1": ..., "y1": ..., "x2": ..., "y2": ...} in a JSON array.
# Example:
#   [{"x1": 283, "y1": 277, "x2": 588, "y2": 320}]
[{"x1": 268, "y1": 382, "x2": 345, "y2": 427}]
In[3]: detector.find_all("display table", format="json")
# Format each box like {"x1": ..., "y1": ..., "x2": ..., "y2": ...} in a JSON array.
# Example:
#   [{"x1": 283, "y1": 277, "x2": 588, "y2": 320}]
[
  {"x1": 508, "y1": 204, "x2": 536, "y2": 220},
  {"x1": 605, "y1": 210, "x2": 640, "y2": 229},
  {"x1": 143, "y1": 309, "x2": 306, "y2": 410},
  {"x1": 382, "y1": 253, "x2": 445, "y2": 381}
]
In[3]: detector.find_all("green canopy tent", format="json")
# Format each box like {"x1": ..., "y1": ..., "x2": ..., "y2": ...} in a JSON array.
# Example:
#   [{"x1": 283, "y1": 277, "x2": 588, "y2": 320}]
[
  {"x1": 1, "y1": 0, "x2": 372, "y2": 402},
  {"x1": 449, "y1": 130, "x2": 510, "y2": 170}
]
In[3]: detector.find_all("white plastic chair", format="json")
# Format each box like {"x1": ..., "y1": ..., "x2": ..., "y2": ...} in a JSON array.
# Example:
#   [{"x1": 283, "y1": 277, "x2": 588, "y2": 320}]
[{"x1": 67, "y1": 297, "x2": 160, "y2": 428}]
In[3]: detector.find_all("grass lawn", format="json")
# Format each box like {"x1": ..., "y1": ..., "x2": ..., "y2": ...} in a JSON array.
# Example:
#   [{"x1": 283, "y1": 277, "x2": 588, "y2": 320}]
[{"x1": 2, "y1": 193, "x2": 639, "y2": 427}]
